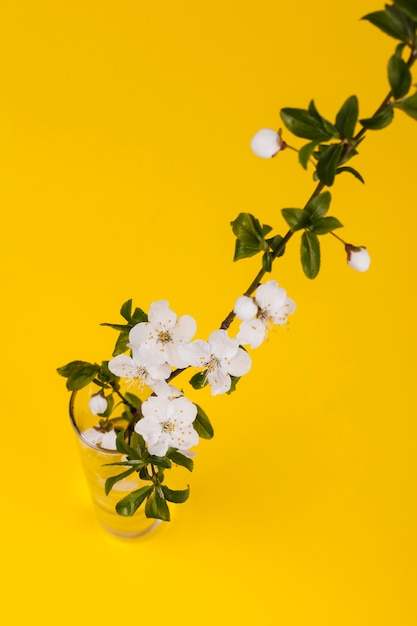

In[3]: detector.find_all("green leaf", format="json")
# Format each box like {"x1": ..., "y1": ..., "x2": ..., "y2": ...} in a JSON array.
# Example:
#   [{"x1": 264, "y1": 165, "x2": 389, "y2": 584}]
[
  {"x1": 361, "y1": 9, "x2": 410, "y2": 42},
  {"x1": 261, "y1": 224, "x2": 273, "y2": 236},
  {"x1": 148, "y1": 455, "x2": 172, "y2": 469},
  {"x1": 145, "y1": 488, "x2": 170, "y2": 521},
  {"x1": 388, "y1": 55, "x2": 412, "y2": 99},
  {"x1": 301, "y1": 231, "x2": 320, "y2": 279},
  {"x1": 66, "y1": 363, "x2": 100, "y2": 391},
  {"x1": 310, "y1": 216, "x2": 343, "y2": 235},
  {"x1": 115, "y1": 485, "x2": 153, "y2": 516},
  {"x1": 315, "y1": 143, "x2": 344, "y2": 187},
  {"x1": 267, "y1": 234, "x2": 286, "y2": 257},
  {"x1": 336, "y1": 166, "x2": 365, "y2": 184},
  {"x1": 233, "y1": 238, "x2": 265, "y2": 261},
  {"x1": 193, "y1": 404, "x2": 214, "y2": 439},
  {"x1": 100, "y1": 322, "x2": 131, "y2": 331},
  {"x1": 161, "y1": 485, "x2": 190, "y2": 504},
  {"x1": 226, "y1": 374, "x2": 240, "y2": 395},
  {"x1": 105, "y1": 466, "x2": 138, "y2": 496},
  {"x1": 120, "y1": 299, "x2": 133, "y2": 322},
  {"x1": 124, "y1": 392, "x2": 142, "y2": 409},
  {"x1": 386, "y1": 4, "x2": 416, "y2": 41},
  {"x1": 112, "y1": 330, "x2": 130, "y2": 357},
  {"x1": 262, "y1": 251, "x2": 273, "y2": 272},
  {"x1": 281, "y1": 208, "x2": 309, "y2": 231},
  {"x1": 189, "y1": 370, "x2": 209, "y2": 390},
  {"x1": 359, "y1": 107, "x2": 394, "y2": 130},
  {"x1": 335, "y1": 95, "x2": 359, "y2": 140},
  {"x1": 231, "y1": 213, "x2": 265, "y2": 243},
  {"x1": 305, "y1": 191, "x2": 331, "y2": 220},
  {"x1": 115, "y1": 430, "x2": 141, "y2": 460},
  {"x1": 298, "y1": 141, "x2": 319, "y2": 169},
  {"x1": 131, "y1": 307, "x2": 148, "y2": 323},
  {"x1": 394, "y1": 91, "x2": 417, "y2": 119},
  {"x1": 393, "y1": 0, "x2": 417, "y2": 21},
  {"x1": 308, "y1": 101, "x2": 339, "y2": 136},
  {"x1": 57, "y1": 360, "x2": 93, "y2": 377},
  {"x1": 280, "y1": 107, "x2": 334, "y2": 141},
  {"x1": 166, "y1": 449, "x2": 194, "y2": 471}
]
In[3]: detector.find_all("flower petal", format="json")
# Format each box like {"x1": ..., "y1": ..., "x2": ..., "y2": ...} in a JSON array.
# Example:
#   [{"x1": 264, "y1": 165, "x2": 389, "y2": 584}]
[
  {"x1": 208, "y1": 329, "x2": 239, "y2": 359},
  {"x1": 237, "y1": 318, "x2": 266, "y2": 349},
  {"x1": 234, "y1": 295, "x2": 258, "y2": 321},
  {"x1": 108, "y1": 354, "x2": 139, "y2": 378},
  {"x1": 207, "y1": 367, "x2": 231, "y2": 395},
  {"x1": 173, "y1": 314, "x2": 197, "y2": 342},
  {"x1": 225, "y1": 347, "x2": 252, "y2": 377},
  {"x1": 148, "y1": 300, "x2": 177, "y2": 330},
  {"x1": 178, "y1": 340, "x2": 211, "y2": 367},
  {"x1": 256, "y1": 280, "x2": 286, "y2": 311}
]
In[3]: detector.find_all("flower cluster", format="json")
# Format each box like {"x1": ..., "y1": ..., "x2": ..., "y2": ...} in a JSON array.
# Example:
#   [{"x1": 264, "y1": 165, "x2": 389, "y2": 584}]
[
  {"x1": 58, "y1": 0, "x2": 417, "y2": 524},
  {"x1": 83, "y1": 282, "x2": 295, "y2": 458}
]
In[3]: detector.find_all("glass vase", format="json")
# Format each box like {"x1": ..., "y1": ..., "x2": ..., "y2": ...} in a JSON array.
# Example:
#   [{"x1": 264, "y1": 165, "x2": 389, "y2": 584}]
[{"x1": 69, "y1": 385, "x2": 160, "y2": 539}]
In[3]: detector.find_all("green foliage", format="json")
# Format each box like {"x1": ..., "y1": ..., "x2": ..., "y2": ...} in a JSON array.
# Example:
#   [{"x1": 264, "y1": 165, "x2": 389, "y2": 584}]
[
  {"x1": 145, "y1": 488, "x2": 171, "y2": 521},
  {"x1": 57, "y1": 360, "x2": 99, "y2": 391},
  {"x1": 388, "y1": 54, "x2": 412, "y2": 98},
  {"x1": 335, "y1": 95, "x2": 359, "y2": 140},
  {"x1": 393, "y1": 0, "x2": 417, "y2": 21},
  {"x1": 231, "y1": 213, "x2": 269, "y2": 260},
  {"x1": 280, "y1": 102, "x2": 338, "y2": 141},
  {"x1": 301, "y1": 231, "x2": 321, "y2": 279},
  {"x1": 281, "y1": 208, "x2": 309, "y2": 231},
  {"x1": 105, "y1": 466, "x2": 138, "y2": 496},
  {"x1": 161, "y1": 485, "x2": 190, "y2": 504},
  {"x1": 360, "y1": 107, "x2": 394, "y2": 129},
  {"x1": 305, "y1": 191, "x2": 331, "y2": 220},
  {"x1": 193, "y1": 404, "x2": 214, "y2": 439},
  {"x1": 362, "y1": 5, "x2": 415, "y2": 43},
  {"x1": 336, "y1": 166, "x2": 365, "y2": 184},
  {"x1": 189, "y1": 370, "x2": 209, "y2": 390},
  {"x1": 394, "y1": 91, "x2": 417, "y2": 118},
  {"x1": 316, "y1": 143, "x2": 344, "y2": 186},
  {"x1": 115, "y1": 486, "x2": 153, "y2": 517},
  {"x1": 166, "y1": 449, "x2": 194, "y2": 472}
]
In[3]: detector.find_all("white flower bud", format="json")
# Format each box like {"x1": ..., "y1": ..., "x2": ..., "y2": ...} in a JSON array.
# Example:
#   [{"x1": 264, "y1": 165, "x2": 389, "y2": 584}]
[
  {"x1": 250, "y1": 128, "x2": 284, "y2": 158},
  {"x1": 234, "y1": 295, "x2": 258, "y2": 320},
  {"x1": 346, "y1": 245, "x2": 371, "y2": 272},
  {"x1": 100, "y1": 430, "x2": 118, "y2": 450},
  {"x1": 88, "y1": 393, "x2": 108, "y2": 415}
]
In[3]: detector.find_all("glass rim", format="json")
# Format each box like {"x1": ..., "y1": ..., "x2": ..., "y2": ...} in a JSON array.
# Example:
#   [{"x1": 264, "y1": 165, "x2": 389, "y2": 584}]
[{"x1": 69, "y1": 389, "x2": 121, "y2": 455}]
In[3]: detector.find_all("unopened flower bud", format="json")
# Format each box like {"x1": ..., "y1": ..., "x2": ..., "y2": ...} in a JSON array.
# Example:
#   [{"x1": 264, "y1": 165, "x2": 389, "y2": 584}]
[
  {"x1": 88, "y1": 392, "x2": 108, "y2": 415},
  {"x1": 234, "y1": 295, "x2": 258, "y2": 320},
  {"x1": 345, "y1": 245, "x2": 371, "y2": 272},
  {"x1": 250, "y1": 128, "x2": 285, "y2": 158}
]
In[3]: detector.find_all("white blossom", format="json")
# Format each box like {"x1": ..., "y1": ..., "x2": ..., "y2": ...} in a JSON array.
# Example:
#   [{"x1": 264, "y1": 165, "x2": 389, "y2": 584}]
[
  {"x1": 235, "y1": 280, "x2": 296, "y2": 349},
  {"x1": 88, "y1": 393, "x2": 108, "y2": 415},
  {"x1": 129, "y1": 300, "x2": 197, "y2": 369},
  {"x1": 250, "y1": 128, "x2": 285, "y2": 158},
  {"x1": 82, "y1": 428, "x2": 117, "y2": 450},
  {"x1": 346, "y1": 245, "x2": 371, "y2": 272},
  {"x1": 108, "y1": 352, "x2": 171, "y2": 388},
  {"x1": 179, "y1": 329, "x2": 252, "y2": 396},
  {"x1": 135, "y1": 396, "x2": 199, "y2": 457}
]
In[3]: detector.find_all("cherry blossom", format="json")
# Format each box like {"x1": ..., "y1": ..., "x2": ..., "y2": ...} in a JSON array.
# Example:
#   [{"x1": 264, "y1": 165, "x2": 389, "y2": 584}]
[
  {"x1": 179, "y1": 329, "x2": 252, "y2": 396},
  {"x1": 135, "y1": 396, "x2": 199, "y2": 457},
  {"x1": 235, "y1": 280, "x2": 296, "y2": 349},
  {"x1": 82, "y1": 427, "x2": 117, "y2": 450},
  {"x1": 129, "y1": 300, "x2": 196, "y2": 369}
]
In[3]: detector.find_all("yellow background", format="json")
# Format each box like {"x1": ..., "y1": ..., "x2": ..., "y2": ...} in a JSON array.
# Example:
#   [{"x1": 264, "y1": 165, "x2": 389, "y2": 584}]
[{"x1": 1, "y1": 0, "x2": 416, "y2": 623}]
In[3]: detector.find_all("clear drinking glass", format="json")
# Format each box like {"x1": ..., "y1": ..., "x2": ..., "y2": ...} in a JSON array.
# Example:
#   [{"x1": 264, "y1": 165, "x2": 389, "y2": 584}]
[{"x1": 69, "y1": 385, "x2": 160, "y2": 539}]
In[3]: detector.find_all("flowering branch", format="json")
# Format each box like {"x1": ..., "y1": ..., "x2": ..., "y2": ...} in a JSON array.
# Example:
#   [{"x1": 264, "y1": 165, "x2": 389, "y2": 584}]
[{"x1": 58, "y1": 1, "x2": 417, "y2": 524}]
